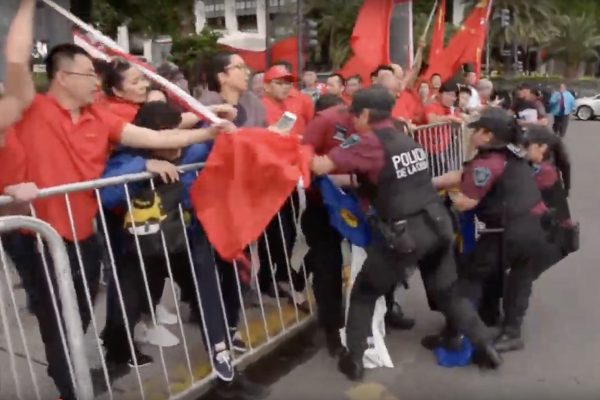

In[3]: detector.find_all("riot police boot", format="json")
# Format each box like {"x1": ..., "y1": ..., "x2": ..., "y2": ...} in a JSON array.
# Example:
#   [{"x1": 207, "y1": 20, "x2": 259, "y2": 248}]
[
  {"x1": 421, "y1": 325, "x2": 463, "y2": 351},
  {"x1": 338, "y1": 350, "x2": 364, "y2": 381},
  {"x1": 473, "y1": 343, "x2": 503, "y2": 369},
  {"x1": 494, "y1": 326, "x2": 524, "y2": 353},
  {"x1": 325, "y1": 329, "x2": 344, "y2": 358},
  {"x1": 385, "y1": 302, "x2": 416, "y2": 330}
]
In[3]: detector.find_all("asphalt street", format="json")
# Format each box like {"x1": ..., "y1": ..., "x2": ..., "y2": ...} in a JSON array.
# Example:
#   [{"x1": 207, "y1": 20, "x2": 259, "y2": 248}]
[{"x1": 263, "y1": 119, "x2": 600, "y2": 400}]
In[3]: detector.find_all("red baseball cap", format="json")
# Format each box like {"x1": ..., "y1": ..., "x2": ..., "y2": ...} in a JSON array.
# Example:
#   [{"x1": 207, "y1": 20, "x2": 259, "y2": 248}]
[{"x1": 264, "y1": 66, "x2": 294, "y2": 83}]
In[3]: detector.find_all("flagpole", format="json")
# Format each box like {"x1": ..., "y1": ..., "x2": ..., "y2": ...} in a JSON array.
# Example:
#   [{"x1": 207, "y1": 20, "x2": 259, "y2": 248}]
[
  {"x1": 40, "y1": 0, "x2": 220, "y2": 123},
  {"x1": 423, "y1": 0, "x2": 438, "y2": 39}
]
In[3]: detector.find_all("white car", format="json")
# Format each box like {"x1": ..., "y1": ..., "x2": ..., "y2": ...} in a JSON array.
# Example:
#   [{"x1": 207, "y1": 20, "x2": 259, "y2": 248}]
[{"x1": 574, "y1": 94, "x2": 600, "y2": 120}]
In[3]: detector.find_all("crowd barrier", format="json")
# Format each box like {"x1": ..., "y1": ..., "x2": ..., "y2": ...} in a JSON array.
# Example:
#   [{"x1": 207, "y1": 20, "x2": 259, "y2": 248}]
[
  {"x1": 0, "y1": 163, "x2": 314, "y2": 400},
  {"x1": 0, "y1": 122, "x2": 466, "y2": 400}
]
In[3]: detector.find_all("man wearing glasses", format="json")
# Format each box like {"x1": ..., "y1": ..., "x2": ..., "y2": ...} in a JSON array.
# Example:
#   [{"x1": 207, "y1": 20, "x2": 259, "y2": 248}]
[{"x1": 0, "y1": 41, "x2": 232, "y2": 400}]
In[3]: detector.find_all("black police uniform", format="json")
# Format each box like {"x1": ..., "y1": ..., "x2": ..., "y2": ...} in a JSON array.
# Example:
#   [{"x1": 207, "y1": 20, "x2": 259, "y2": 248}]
[{"x1": 340, "y1": 126, "x2": 498, "y2": 378}]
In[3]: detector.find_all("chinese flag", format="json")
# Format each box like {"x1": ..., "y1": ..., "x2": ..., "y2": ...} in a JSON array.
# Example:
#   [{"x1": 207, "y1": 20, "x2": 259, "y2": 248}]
[
  {"x1": 229, "y1": 37, "x2": 301, "y2": 76},
  {"x1": 338, "y1": 0, "x2": 394, "y2": 83},
  {"x1": 191, "y1": 128, "x2": 313, "y2": 265},
  {"x1": 428, "y1": 0, "x2": 446, "y2": 67},
  {"x1": 423, "y1": 0, "x2": 493, "y2": 81}
]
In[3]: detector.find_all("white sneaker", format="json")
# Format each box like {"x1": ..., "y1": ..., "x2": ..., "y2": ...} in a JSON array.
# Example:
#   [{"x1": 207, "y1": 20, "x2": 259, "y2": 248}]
[
  {"x1": 156, "y1": 304, "x2": 178, "y2": 325},
  {"x1": 135, "y1": 321, "x2": 180, "y2": 347},
  {"x1": 144, "y1": 325, "x2": 180, "y2": 347}
]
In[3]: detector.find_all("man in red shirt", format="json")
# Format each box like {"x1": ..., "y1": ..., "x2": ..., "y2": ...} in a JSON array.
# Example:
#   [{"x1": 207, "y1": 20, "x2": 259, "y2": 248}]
[
  {"x1": 425, "y1": 81, "x2": 464, "y2": 124},
  {"x1": 262, "y1": 65, "x2": 312, "y2": 137},
  {"x1": 0, "y1": 43, "x2": 230, "y2": 400}
]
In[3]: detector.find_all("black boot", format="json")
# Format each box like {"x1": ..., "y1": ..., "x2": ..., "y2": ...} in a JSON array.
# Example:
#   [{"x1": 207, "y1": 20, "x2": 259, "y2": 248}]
[
  {"x1": 385, "y1": 302, "x2": 416, "y2": 330},
  {"x1": 494, "y1": 326, "x2": 524, "y2": 353},
  {"x1": 325, "y1": 329, "x2": 344, "y2": 357},
  {"x1": 421, "y1": 323, "x2": 463, "y2": 351},
  {"x1": 338, "y1": 350, "x2": 364, "y2": 381}
]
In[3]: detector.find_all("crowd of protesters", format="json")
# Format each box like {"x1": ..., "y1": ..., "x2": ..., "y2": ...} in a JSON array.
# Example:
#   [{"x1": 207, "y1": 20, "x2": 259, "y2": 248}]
[{"x1": 0, "y1": 1, "x2": 579, "y2": 399}]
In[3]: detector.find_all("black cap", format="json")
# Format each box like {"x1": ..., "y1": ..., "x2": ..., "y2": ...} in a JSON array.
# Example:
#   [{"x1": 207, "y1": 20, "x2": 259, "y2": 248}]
[
  {"x1": 467, "y1": 107, "x2": 516, "y2": 143},
  {"x1": 349, "y1": 85, "x2": 395, "y2": 115},
  {"x1": 463, "y1": 63, "x2": 475, "y2": 73},
  {"x1": 439, "y1": 81, "x2": 459, "y2": 93}
]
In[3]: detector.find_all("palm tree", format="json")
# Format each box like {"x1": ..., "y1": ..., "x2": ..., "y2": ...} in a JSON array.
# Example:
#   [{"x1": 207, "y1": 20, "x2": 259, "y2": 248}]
[
  {"x1": 305, "y1": 0, "x2": 362, "y2": 69},
  {"x1": 544, "y1": 14, "x2": 600, "y2": 78}
]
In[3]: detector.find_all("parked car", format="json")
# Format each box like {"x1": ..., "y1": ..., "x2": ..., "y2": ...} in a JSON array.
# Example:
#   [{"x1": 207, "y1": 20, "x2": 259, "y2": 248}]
[{"x1": 574, "y1": 94, "x2": 600, "y2": 120}]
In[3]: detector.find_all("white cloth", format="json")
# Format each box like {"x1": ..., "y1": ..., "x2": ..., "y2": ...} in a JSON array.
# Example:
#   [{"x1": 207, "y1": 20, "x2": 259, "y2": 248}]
[
  {"x1": 468, "y1": 86, "x2": 481, "y2": 110},
  {"x1": 340, "y1": 246, "x2": 394, "y2": 369}
]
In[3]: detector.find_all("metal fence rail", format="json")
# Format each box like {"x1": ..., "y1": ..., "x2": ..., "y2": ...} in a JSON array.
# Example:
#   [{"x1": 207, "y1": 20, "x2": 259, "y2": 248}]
[
  {"x1": 409, "y1": 122, "x2": 467, "y2": 177},
  {"x1": 0, "y1": 216, "x2": 93, "y2": 400},
  {"x1": 0, "y1": 164, "x2": 314, "y2": 400}
]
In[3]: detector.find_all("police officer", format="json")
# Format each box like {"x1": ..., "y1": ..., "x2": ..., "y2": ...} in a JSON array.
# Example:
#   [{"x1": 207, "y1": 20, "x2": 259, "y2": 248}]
[
  {"x1": 492, "y1": 125, "x2": 577, "y2": 352},
  {"x1": 311, "y1": 87, "x2": 502, "y2": 380},
  {"x1": 303, "y1": 95, "x2": 415, "y2": 357},
  {"x1": 434, "y1": 107, "x2": 551, "y2": 355}
]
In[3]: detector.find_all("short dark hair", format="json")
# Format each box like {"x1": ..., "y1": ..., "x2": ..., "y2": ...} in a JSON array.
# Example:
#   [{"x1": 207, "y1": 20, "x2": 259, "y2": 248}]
[
  {"x1": 350, "y1": 85, "x2": 394, "y2": 123},
  {"x1": 372, "y1": 65, "x2": 394, "y2": 77},
  {"x1": 133, "y1": 101, "x2": 182, "y2": 130},
  {"x1": 347, "y1": 75, "x2": 362, "y2": 84},
  {"x1": 199, "y1": 52, "x2": 235, "y2": 93},
  {"x1": 45, "y1": 43, "x2": 91, "y2": 81},
  {"x1": 315, "y1": 94, "x2": 344, "y2": 112},
  {"x1": 328, "y1": 73, "x2": 345, "y2": 86},
  {"x1": 101, "y1": 58, "x2": 134, "y2": 97},
  {"x1": 430, "y1": 73, "x2": 442, "y2": 81}
]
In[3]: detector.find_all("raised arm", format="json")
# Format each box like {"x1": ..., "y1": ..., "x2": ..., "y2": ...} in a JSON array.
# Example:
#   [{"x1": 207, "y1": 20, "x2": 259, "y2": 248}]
[{"x1": 1, "y1": 0, "x2": 36, "y2": 131}]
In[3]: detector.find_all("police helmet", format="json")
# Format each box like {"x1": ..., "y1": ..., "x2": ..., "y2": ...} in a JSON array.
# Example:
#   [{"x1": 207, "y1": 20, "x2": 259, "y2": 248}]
[
  {"x1": 348, "y1": 85, "x2": 395, "y2": 116},
  {"x1": 467, "y1": 107, "x2": 519, "y2": 144}
]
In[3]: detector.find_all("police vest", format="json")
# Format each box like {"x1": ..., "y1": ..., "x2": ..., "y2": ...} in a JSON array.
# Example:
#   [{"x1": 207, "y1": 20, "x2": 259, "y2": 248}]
[
  {"x1": 475, "y1": 147, "x2": 542, "y2": 227},
  {"x1": 359, "y1": 127, "x2": 439, "y2": 221}
]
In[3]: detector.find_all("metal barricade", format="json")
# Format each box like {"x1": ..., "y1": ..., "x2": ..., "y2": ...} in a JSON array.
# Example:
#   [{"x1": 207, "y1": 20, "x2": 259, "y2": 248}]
[
  {"x1": 0, "y1": 216, "x2": 93, "y2": 400},
  {"x1": 409, "y1": 122, "x2": 467, "y2": 177},
  {"x1": 0, "y1": 163, "x2": 314, "y2": 400}
]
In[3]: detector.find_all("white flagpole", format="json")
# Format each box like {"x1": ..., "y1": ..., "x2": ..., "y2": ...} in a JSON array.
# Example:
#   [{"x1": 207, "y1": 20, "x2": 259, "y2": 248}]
[
  {"x1": 423, "y1": 0, "x2": 439, "y2": 39},
  {"x1": 41, "y1": 0, "x2": 221, "y2": 123}
]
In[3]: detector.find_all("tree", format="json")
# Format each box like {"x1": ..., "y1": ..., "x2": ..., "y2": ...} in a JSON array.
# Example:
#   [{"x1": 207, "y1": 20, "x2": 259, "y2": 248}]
[
  {"x1": 91, "y1": 0, "x2": 196, "y2": 38},
  {"x1": 305, "y1": 0, "x2": 362, "y2": 69},
  {"x1": 545, "y1": 14, "x2": 600, "y2": 78}
]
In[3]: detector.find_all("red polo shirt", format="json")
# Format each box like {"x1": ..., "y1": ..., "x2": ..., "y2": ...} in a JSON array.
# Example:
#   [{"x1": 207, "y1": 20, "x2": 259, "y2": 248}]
[
  {"x1": 0, "y1": 94, "x2": 126, "y2": 241},
  {"x1": 97, "y1": 95, "x2": 140, "y2": 123},
  {"x1": 425, "y1": 101, "x2": 459, "y2": 123},
  {"x1": 393, "y1": 90, "x2": 425, "y2": 125},
  {"x1": 262, "y1": 91, "x2": 311, "y2": 137}
]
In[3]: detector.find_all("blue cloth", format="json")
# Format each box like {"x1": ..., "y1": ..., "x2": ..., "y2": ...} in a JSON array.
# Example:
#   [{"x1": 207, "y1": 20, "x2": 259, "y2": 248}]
[
  {"x1": 433, "y1": 337, "x2": 473, "y2": 367},
  {"x1": 549, "y1": 90, "x2": 576, "y2": 116},
  {"x1": 459, "y1": 210, "x2": 477, "y2": 255},
  {"x1": 315, "y1": 176, "x2": 371, "y2": 247},
  {"x1": 99, "y1": 143, "x2": 212, "y2": 210}
]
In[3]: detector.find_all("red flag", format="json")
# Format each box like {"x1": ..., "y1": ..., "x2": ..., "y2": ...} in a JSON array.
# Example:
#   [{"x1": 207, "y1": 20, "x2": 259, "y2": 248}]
[
  {"x1": 423, "y1": 0, "x2": 493, "y2": 81},
  {"x1": 191, "y1": 129, "x2": 313, "y2": 266},
  {"x1": 428, "y1": 0, "x2": 446, "y2": 66},
  {"x1": 226, "y1": 37, "x2": 301, "y2": 76},
  {"x1": 338, "y1": 0, "x2": 394, "y2": 83}
]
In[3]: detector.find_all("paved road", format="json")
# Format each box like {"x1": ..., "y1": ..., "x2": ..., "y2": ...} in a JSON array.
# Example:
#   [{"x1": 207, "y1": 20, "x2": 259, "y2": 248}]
[{"x1": 263, "y1": 120, "x2": 600, "y2": 400}]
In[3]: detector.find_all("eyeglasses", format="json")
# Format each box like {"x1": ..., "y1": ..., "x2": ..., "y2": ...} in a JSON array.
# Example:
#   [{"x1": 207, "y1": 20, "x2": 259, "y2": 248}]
[
  {"x1": 62, "y1": 71, "x2": 98, "y2": 79},
  {"x1": 270, "y1": 79, "x2": 292, "y2": 86},
  {"x1": 226, "y1": 64, "x2": 249, "y2": 73}
]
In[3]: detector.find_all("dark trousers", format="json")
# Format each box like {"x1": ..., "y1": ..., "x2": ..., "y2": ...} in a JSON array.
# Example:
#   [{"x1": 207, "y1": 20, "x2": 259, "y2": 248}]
[
  {"x1": 301, "y1": 198, "x2": 344, "y2": 332},
  {"x1": 345, "y1": 202, "x2": 489, "y2": 359},
  {"x1": 553, "y1": 115, "x2": 570, "y2": 138},
  {"x1": 257, "y1": 198, "x2": 303, "y2": 293},
  {"x1": 6, "y1": 234, "x2": 101, "y2": 400},
  {"x1": 461, "y1": 215, "x2": 546, "y2": 334}
]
